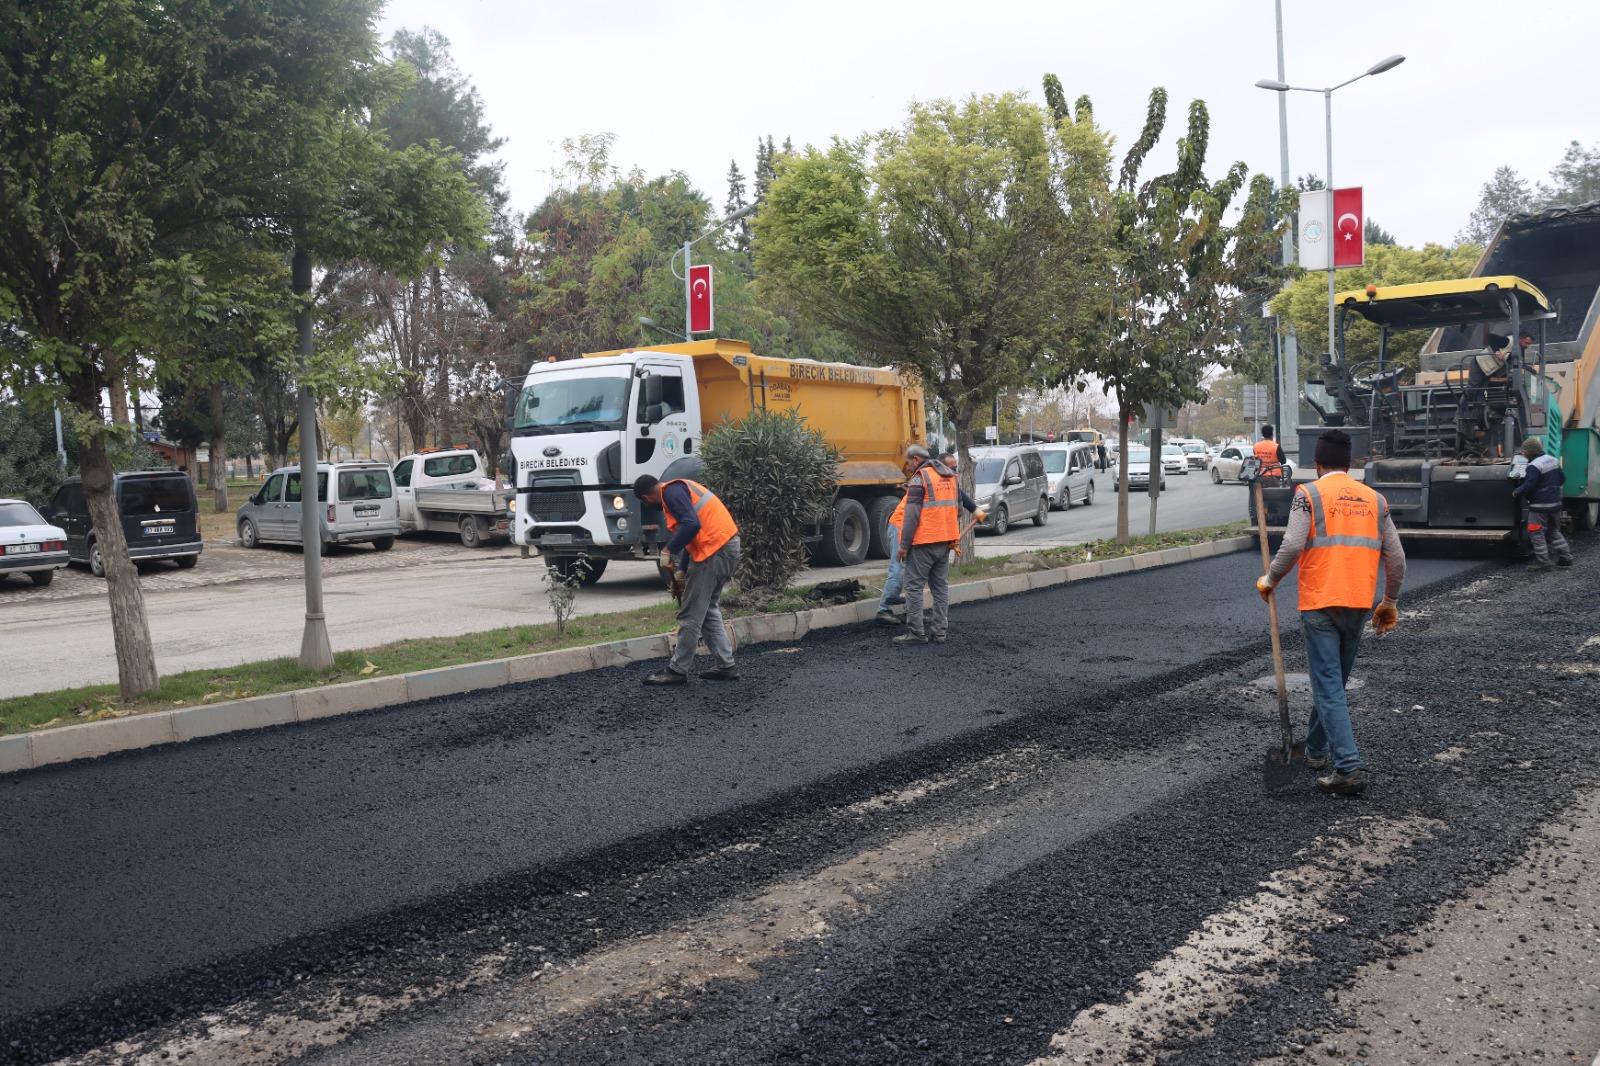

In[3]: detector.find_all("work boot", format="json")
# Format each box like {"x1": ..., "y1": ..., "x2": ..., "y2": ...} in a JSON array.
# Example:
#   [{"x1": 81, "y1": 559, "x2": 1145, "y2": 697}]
[
  {"x1": 931, "y1": 632, "x2": 948, "y2": 644},
  {"x1": 1558, "y1": 555, "x2": 1575, "y2": 566},
  {"x1": 875, "y1": 610, "x2": 901, "y2": 626},
  {"x1": 893, "y1": 631, "x2": 929, "y2": 646},
  {"x1": 1315, "y1": 767, "x2": 1369, "y2": 796},
  {"x1": 642, "y1": 668, "x2": 688, "y2": 686},
  {"x1": 885, "y1": 595, "x2": 906, "y2": 606},
  {"x1": 1305, "y1": 752, "x2": 1331, "y2": 771},
  {"x1": 1528, "y1": 559, "x2": 1554, "y2": 571},
  {"x1": 700, "y1": 663, "x2": 740, "y2": 681}
]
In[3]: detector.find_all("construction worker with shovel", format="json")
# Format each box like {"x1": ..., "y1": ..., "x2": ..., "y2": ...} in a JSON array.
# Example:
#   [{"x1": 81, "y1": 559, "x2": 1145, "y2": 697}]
[
  {"x1": 633, "y1": 475, "x2": 742, "y2": 685},
  {"x1": 1256, "y1": 429, "x2": 1406, "y2": 796},
  {"x1": 893, "y1": 445, "x2": 984, "y2": 646}
]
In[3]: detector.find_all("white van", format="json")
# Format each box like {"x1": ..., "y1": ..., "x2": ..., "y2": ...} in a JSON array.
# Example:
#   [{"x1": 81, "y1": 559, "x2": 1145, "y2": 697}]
[
  {"x1": 1034, "y1": 442, "x2": 1097, "y2": 509},
  {"x1": 236, "y1": 461, "x2": 400, "y2": 551}
]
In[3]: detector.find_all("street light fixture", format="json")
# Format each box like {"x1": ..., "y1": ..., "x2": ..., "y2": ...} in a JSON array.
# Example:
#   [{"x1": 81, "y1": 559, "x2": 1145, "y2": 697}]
[
  {"x1": 639, "y1": 316, "x2": 687, "y2": 341},
  {"x1": 670, "y1": 202, "x2": 758, "y2": 341},
  {"x1": 1256, "y1": 54, "x2": 1405, "y2": 370}
]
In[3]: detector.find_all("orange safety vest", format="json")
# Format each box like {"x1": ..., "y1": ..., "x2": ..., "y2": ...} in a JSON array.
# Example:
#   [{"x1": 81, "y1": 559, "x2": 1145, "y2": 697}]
[
  {"x1": 1295, "y1": 471, "x2": 1387, "y2": 612},
  {"x1": 909, "y1": 465, "x2": 961, "y2": 545},
  {"x1": 1253, "y1": 438, "x2": 1284, "y2": 478},
  {"x1": 661, "y1": 479, "x2": 738, "y2": 562},
  {"x1": 889, "y1": 496, "x2": 906, "y2": 531}
]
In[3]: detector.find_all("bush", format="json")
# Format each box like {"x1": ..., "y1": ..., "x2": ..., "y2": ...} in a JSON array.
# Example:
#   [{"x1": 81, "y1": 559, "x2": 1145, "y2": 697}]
[
  {"x1": 0, "y1": 402, "x2": 77, "y2": 506},
  {"x1": 700, "y1": 408, "x2": 841, "y2": 598}
]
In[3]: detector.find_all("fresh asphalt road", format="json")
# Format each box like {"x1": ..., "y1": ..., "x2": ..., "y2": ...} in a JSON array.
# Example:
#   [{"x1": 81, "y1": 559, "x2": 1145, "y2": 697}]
[
  {"x1": 0, "y1": 471, "x2": 1245, "y2": 698},
  {"x1": 0, "y1": 548, "x2": 1494, "y2": 1056}
]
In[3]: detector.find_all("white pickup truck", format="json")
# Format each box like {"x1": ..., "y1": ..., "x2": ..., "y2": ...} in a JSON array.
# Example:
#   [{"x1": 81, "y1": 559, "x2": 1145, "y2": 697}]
[{"x1": 392, "y1": 449, "x2": 513, "y2": 548}]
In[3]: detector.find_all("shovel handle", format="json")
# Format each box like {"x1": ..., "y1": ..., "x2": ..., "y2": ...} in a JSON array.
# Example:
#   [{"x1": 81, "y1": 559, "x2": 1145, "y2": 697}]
[{"x1": 1255, "y1": 480, "x2": 1292, "y2": 740}]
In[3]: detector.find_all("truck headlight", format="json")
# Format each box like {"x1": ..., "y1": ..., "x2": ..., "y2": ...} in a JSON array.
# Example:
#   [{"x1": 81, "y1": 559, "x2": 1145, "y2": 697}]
[
  {"x1": 508, "y1": 497, "x2": 517, "y2": 513},
  {"x1": 611, "y1": 495, "x2": 625, "y2": 511}
]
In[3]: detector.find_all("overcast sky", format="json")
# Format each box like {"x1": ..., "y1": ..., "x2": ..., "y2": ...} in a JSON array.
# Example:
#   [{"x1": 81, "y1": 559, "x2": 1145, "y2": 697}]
[{"x1": 375, "y1": 0, "x2": 1594, "y2": 249}]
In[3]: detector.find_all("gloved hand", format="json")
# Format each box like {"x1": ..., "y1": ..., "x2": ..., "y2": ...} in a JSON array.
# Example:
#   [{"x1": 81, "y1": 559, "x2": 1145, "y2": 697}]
[
  {"x1": 659, "y1": 548, "x2": 677, "y2": 573},
  {"x1": 1372, "y1": 597, "x2": 1399, "y2": 634},
  {"x1": 973, "y1": 508, "x2": 987, "y2": 525},
  {"x1": 1256, "y1": 575, "x2": 1275, "y2": 602},
  {"x1": 896, "y1": 547, "x2": 909, "y2": 562}
]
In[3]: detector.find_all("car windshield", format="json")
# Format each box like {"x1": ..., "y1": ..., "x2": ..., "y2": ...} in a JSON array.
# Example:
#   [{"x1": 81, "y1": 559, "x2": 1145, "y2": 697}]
[
  {"x1": 339, "y1": 469, "x2": 392, "y2": 500},
  {"x1": 513, "y1": 374, "x2": 630, "y2": 433},
  {"x1": 1127, "y1": 449, "x2": 1151, "y2": 463},
  {"x1": 973, "y1": 459, "x2": 1005, "y2": 484},
  {"x1": 120, "y1": 477, "x2": 191, "y2": 516},
  {"x1": 1183, "y1": 444, "x2": 1204, "y2": 453},
  {"x1": 1039, "y1": 451, "x2": 1068, "y2": 474},
  {"x1": 0, "y1": 501, "x2": 46, "y2": 527},
  {"x1": 1162, "y1": 446, "x2": 1183, "y2": 457}
]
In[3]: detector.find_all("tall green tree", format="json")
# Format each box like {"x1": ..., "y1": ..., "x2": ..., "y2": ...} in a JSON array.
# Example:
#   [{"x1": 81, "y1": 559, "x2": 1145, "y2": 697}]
[
  {"x1": 0, "y1": 0, "x2": 483, "y2": 697},
  {"x1": 1041, "y1": 79, "x2": 1288, "y2": 542},
  {"x1": 1536, "y1": 140, "x2": 1600, "y2": 207},
  {"x1": 1459, "y1": 165, "x2": 1534, "y2": 245},
  {"x1": 755, "y1": 92, "x2": 1108, "y2": 552}
]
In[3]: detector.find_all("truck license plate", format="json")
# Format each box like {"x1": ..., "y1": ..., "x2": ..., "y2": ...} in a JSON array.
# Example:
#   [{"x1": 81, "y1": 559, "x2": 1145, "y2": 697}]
[
  {"x1": 542, "y1": 533, "x2": 573, "y2": 545},
  {"x1": 355, "y1": 506, "x2": 378, "y2": 517},
  {"x1": 9, "y1": 543, "x2": 40, "y2": 554},
  {"x1": 146, "y1": 525, "x2": 174, "y2": 536}
]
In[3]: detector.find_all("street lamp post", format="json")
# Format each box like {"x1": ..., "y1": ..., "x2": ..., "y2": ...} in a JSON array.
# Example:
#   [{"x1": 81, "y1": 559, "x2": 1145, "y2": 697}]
[
  {"x1": 673, "y1": 203, "x2": 757, "y2": 340},
  {"x1": 1257, "y1": 53, "x2": 1405, "y2": 372}
]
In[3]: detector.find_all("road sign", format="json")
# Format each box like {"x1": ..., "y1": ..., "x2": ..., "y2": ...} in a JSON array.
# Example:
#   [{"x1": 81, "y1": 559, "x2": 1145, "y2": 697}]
[
  {"x1": 984, "y1": 425, "x2": 998, "y2": 442},
  {"x1": 1242, "y1": 384, "x2": 1270, "y2": 419}
]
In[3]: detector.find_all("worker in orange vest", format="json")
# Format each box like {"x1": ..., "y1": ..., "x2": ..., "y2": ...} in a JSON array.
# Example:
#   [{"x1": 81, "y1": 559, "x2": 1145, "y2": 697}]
[
  {"x1": 1256, "y1": 429, "x2": 1407, "y2": 796},
  {"x1": 893, "y1": 445, "x2": 984, "y2": 645},
  {"x1": 633, "y1": 475, "x2": 742, "y2": 685},
  {"x1": 874, "y1": 450, "x2": 925, "y2": 626},
  {"x1": 1253, "y1": 425, "x2": 1287, "y2": 482}
]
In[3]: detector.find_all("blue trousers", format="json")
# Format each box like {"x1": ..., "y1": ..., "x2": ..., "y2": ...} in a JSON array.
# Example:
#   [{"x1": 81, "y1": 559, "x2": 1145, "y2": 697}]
[
  {"x1": 877, "y1": 525, "x2": 904, "y2": 611},
  {"x1": 1302, "y1": 607, "x2": 1368, "y2": 772}
]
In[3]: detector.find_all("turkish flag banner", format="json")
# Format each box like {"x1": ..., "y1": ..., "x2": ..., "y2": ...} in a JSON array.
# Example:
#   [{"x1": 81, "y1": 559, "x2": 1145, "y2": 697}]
[
  {"x1": 688, "y1": 264, "x2": 713, "y2": 334},
  {"x1": 1332, "y1": 186, "x2": 1364, "y2": 268}
]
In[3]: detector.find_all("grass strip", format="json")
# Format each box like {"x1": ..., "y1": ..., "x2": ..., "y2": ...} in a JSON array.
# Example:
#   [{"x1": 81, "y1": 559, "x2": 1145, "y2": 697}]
[{"x1": 2, "y1": 519, "x2": 1248, "y2": 738}]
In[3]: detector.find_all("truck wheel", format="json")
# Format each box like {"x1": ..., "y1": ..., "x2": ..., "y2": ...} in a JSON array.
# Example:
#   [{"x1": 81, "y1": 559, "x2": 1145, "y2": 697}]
[
  {"x1": 371, "y1": 536, "x2": 395, "y2": 552},
  {"x1": 1571, "y1": 500, "x2": 1599, "y2": 532},
  {"x1": 458, "y1": 515, "x2": 488, "y2": 548},
  {"x1": 549, "y1": 556, "x2": 607, "y2": 586},
  {"x1": 866, "y1": 495, "x2": 899, "y2": 559},
  {"x1": 816, "y1": 498, "x2": 870, "y2": 566}
]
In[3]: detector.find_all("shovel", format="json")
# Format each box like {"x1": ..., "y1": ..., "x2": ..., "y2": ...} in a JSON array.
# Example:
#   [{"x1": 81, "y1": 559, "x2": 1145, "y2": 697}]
[{"x1": 1255, "y1": 478, "x2": 1303, "y2": 790}]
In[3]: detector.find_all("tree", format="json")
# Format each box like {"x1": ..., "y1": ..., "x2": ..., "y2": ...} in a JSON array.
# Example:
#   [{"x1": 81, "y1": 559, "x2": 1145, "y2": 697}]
[
  {"x1": 1365, "y1": 218, "x2": 1397, "y2": 245},
  {"x1": 1459, "y1": 165, "x2": 1533, "y2": 245},
  {"x1": 755, "y1": 93, "x2": 1107, "y2": 554},
  {"x1": 1041, "y1": 79, "x2": 1287, "y2": 542},
  {"x1": 725, "y1": 161, "x2": 750, "y2": 254},
  {"x1": 0, "y1": 0, "x2": 483, "y2": 697},
  {"x1": 1536, "y1": 140, "x2": 1600, "y2": 207},
  {"x1": 0, "y1": 401, "x2": 75, "y2": 506},
  {"x1": 1270, "y1": 241, "x2": 1484, "y2": 372}
]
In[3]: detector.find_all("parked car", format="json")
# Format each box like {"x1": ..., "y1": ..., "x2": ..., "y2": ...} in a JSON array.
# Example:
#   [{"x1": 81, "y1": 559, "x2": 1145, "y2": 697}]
[
  {"x1": 0, "y1": 498, "x2": 70, "y2": 587},
  {"x1": 1035, "y1": 442, "x2": 1097, "y2": 510},
  {"x1": 1111, "y1": 448, "x2": 1166, "y2": 492},
  {"x1": 1211, "y1": 444, "x2": 1293, "y2": 484},
  {"x1": 47, "y1": 470, "x2": 202, "y2": 577},
  {"x1": 237, "y1": 461, "x2": 399, "y2": 551},
  {"x1": 969, "y1": 445, "x2": 1050, "y2": 534},
  {"x1": 1159, "y1": 444, "x2": 1189, "y2": 476},
  {"x1": 393, "y1": 448, "x2": 513, "y2": 547}
]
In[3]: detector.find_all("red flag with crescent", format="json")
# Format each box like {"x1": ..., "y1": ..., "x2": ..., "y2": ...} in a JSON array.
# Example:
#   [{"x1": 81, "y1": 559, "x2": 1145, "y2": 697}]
[
  {"x1": 1332, "y1": 187, "x2": 1364, "y2": 268},
  {"x1": 688, "y1": 264, "x2": 713, "y2": 333}
]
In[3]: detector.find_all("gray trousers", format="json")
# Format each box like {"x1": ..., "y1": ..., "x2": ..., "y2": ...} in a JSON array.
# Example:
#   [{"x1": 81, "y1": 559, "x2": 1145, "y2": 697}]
[
  {"x1": 1528, "y1": 507, "x2": 1571, "y2": 563},
  {"x1": 670, "y1": 535, "x2": 740, "y2": 674},
  {"x1": 902, "y1": 543, "x2": 951, "y2": 637}
]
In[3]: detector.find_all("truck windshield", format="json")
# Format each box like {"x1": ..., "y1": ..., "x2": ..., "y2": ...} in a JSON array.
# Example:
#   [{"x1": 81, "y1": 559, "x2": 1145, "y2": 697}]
[{"x1": 514, "y1": 375, "x2": 630, "y2": 434}]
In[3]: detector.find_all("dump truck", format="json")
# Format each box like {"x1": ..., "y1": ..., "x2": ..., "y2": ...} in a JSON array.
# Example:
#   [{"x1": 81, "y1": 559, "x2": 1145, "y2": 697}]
[
  {"x1": 1258, "y1": 200, "x2": 1600, "y2": 547},
  {"x1": 508, "y1": 339, "x2": 927, "y2": 583}
]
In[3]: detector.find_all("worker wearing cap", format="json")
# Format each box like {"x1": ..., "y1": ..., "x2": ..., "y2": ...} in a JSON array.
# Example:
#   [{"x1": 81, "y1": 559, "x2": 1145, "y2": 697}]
[
  {"x1": 1256, "y1": 429, "x2": 1407, "y2": 797},
  {"x1": 633, "y1": 474, "x2": 741, "y2": 685},
  {"x1": 1253, "y1": 425, "x2": 1286, "y2": 482},
  {"x1": 1513, "y1": 436, "x2": 1574, "y2": 570},
  {"x1": 893, "y1": 445, "x2": 983, "y2": 646}
]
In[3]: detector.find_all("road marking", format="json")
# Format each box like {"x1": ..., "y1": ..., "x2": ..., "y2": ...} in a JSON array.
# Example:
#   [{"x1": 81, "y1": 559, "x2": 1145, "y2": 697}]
[{"x1": 1027, "y1": 815, "x2": 1443, "y2": 1066}]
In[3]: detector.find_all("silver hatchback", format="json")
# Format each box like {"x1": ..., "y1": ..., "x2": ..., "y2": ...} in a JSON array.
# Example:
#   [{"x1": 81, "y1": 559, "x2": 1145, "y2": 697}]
[{"x1": 237, "y1": 462, "x2": 399, "y2": 550}]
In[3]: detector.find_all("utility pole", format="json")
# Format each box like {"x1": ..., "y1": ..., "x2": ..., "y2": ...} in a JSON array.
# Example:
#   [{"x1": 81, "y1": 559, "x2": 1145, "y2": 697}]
[
  {"x1": 294, "y1": 245, "x2": 333, "y2": 670},
  {"x1": 1272, "y1": 0, "x2": 1300, "y2": 459}
]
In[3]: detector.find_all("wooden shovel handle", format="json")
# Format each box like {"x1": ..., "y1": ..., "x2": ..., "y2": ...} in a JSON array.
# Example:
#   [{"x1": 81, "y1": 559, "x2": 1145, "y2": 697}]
[{"x1": 1255, "y1": 480, "x2": 1291, "y2": 722}]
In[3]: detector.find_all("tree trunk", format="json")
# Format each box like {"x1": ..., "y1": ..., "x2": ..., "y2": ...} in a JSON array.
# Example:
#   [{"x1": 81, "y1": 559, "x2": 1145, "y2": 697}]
[
  {"x1": 109, "y1": 377, "x2": 130, "y2": 425},
  {"x1": 953, "y1": 401, "x2": 977, "y2": 561},
  {"x1": 81, "y1": 433, "x2": 160, "y2": 697},
  {"x1": 1116, "y1": 403, "x2": 1131, "y2": 545},
  {"x1": 209, "y1": 381, "x2": 228, "y2": 513},
  {"x1": 431, "y1": 264, "x2": 452, "y2": 446},
  {"x1": 1148, "y1": 421, "x2": 1163, "y2": 538}
]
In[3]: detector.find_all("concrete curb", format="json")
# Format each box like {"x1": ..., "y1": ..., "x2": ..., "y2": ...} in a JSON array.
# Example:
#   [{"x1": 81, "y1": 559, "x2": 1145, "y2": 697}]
[{"x1": 3, "y1": 534, "x2": 1254, "y2": 774}]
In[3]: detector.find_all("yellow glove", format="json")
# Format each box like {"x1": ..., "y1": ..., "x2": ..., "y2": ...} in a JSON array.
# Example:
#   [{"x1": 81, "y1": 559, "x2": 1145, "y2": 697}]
[
  {"x1": 973, "y1": 509, "x2": 987, "y2": 524},
  {"x1": 1256, "y1": 575, "x2": 1275, "y2": 602},
  {"x1": 659, "y1": 548, "x2": 677, "y2": 572},
  {"x1": 1372, "y1": 597, "x2": 1399, "y2": 634}
]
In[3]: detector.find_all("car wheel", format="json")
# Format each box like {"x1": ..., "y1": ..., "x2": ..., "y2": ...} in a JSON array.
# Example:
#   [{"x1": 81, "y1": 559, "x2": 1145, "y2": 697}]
[
  {"x1": 459, "y1": 515, "x2": 486, "y2": 548},
  {"x1": 88, "y1": 538, "x2": 105, "y2": 578},
  {"x1": 993, "y1": 504, "x2": 1009, "y2": 536},
  {"x1": 1211, "y1": 467, "x2": 1222, "y2": 484},
  {"x1": 371, "y1": 536, "x2": 395, "y2": 552},
  {"x1": 174, "y1": 554, "x2": 198, "y2": 569},
  {"x1": 30, "y1": 569, "x2": 54, "y2": 587},
  {"x1": 238, "y1": 517, "x2": 260, "y2": 549},
  {"x1": 1083, "y1": 482, "x2": 1094, "y2": 506},
  {"x1": 1033, "y1": 496, "x2": 1048, "y2": 527}
]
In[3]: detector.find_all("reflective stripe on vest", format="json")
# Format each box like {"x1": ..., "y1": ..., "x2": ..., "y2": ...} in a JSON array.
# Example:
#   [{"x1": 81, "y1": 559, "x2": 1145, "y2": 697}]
[
  {"x1": 662, "y1": 479, "x2": 738, "y2": 562},
  {"x1": 911, "y1": 467, "x2": 961, "y2": 545},
  {"x1": 1296, "y1": 472, "x2": 1384, "y2": 611},
  {"x1": 1253, "y1": 439, "x2": 1284, "y2": 477}
]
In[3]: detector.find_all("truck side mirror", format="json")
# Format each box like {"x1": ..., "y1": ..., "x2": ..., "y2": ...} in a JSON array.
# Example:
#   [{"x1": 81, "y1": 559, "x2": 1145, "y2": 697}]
[
  {"x1": 642, "y1": 373, "x2": 663, "y2": 409},
  {"x1": 645, "y1": 402, "x2": 667, "y2": 424}
]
